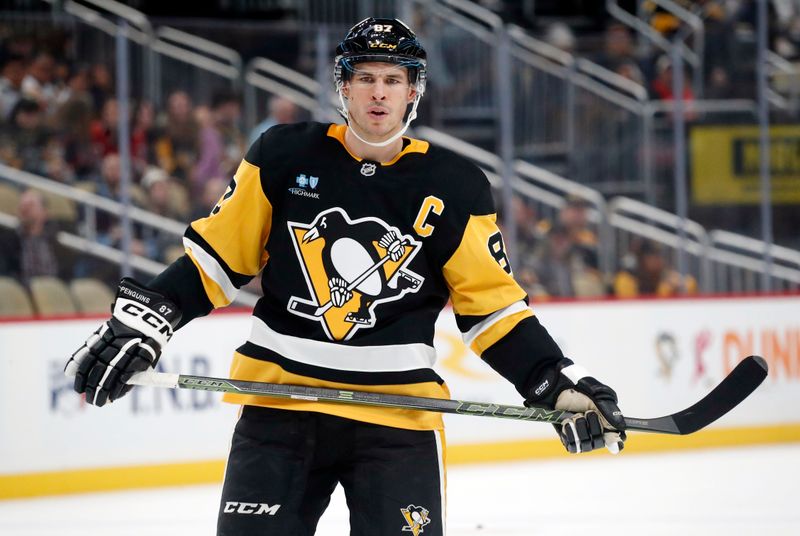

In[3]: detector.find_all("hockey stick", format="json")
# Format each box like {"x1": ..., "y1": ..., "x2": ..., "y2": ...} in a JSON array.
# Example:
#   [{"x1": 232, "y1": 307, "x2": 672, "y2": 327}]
[
  {"x1": 287, "y1": 239, "x2": 407, "y2": 317},
  {"x1": 129, "y1": 355, "x2": 768, "y2": 435}
]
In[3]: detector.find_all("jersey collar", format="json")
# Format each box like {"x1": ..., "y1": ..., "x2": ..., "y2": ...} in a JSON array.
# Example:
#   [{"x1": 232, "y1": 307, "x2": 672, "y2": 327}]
[{"x1": 326, "y1": 123, "x2": 429, "y2": 166}]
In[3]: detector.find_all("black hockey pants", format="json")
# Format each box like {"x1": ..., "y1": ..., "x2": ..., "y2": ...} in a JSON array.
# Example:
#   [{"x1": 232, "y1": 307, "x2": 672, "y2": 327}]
[{"x1": 217, "y1": 405, "x2": 446, "y2": 535}]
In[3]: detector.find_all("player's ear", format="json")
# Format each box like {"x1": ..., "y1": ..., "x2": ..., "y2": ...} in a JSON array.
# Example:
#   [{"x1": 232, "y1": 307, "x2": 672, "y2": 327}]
[
  {"x1": 341, "y1": 82, "x2": 350, "y2": 99},
  {"x1": 407, "y1": 85, "x2": 417, "y2": 103}
]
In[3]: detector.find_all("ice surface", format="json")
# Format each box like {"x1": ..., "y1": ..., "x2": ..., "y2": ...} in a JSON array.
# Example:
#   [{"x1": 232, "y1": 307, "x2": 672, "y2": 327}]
[{"x1": 1, "y1": 444, "x2": 797, "y2": 535}]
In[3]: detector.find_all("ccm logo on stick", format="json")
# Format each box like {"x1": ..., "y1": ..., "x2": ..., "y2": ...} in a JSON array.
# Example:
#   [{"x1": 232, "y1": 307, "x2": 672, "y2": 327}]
[{"x1": 223, "y1": 502, "x2": 281, "y2": 515}]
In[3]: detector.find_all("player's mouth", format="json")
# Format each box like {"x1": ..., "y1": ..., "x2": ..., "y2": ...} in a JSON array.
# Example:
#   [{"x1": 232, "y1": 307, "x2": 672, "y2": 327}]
[{"x1": 367, "y1": 106, "x2": 389, "y2": 119}]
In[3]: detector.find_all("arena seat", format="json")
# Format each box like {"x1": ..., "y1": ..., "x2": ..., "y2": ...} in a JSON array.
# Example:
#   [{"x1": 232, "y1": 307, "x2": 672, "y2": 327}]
[
  {"x1": 69, "y1": 278, "x2": 114, "y2": 315},
  {"x1": 29, "y1": 276, "x2": 77, "y2": 316},
  {"x1": 0, "y1": 277, "x2": 35, "y2": 317},
  {"x1": 0, "y1": 183, "x2": 20, "y2": 216}
]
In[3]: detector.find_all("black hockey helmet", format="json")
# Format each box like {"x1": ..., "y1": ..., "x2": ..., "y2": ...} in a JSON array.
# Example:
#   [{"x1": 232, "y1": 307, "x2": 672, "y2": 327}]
[{"x1": 334, "y1": 17, "x2": 427, "y2": 94}]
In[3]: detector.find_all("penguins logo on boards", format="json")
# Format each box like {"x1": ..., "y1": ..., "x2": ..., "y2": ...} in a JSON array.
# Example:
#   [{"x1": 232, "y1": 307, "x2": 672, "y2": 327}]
[{"x1": 287, "y1": 207, "x2": 424, "y2": 341}]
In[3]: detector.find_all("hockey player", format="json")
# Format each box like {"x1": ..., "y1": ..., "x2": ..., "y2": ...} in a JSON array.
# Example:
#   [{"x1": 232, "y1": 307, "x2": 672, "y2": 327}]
[{"x1": 65, "y1": 18, "x2": 626, "y2": 536}]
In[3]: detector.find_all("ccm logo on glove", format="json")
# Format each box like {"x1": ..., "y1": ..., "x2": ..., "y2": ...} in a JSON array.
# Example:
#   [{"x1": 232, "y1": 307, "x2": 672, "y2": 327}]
[{"x1": 118, "y1": 300, "x2": 173, "y2": 338}]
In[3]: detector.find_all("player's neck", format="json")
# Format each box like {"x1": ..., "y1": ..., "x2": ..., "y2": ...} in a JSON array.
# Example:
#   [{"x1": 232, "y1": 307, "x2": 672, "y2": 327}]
[{"x1": 344, "y1": 125, "x2": 404, "y2": 163}]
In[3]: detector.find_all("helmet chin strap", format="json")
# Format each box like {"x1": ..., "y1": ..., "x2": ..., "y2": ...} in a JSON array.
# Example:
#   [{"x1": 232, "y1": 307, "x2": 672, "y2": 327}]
[{"x1": 337, "y1": 91, "x2": 422, "y2": 148}]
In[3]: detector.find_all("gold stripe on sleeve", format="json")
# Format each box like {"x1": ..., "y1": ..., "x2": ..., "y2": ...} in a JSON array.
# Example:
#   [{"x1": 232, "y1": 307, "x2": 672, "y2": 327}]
[
  {"x1": 185, "y1": 248, "x2": 232, "y2": 308},
  {"x1": 470, "y1": 309, "x2": 534, "y2": 355}
]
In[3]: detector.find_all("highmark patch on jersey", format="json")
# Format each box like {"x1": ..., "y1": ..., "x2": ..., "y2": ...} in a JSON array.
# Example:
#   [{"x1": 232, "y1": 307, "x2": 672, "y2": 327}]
[{"x1": 287, "y1": 207, "x2": 424, "y2": 341}]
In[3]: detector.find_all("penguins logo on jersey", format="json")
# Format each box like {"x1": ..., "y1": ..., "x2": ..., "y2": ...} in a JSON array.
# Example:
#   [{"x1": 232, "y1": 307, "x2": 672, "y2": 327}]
[
  {"x1": 400, "y1": 505, "x2": 431, "y2": 535},
  {"x1": 287, "y1": 207, "x2": 424, "y2": 341}
]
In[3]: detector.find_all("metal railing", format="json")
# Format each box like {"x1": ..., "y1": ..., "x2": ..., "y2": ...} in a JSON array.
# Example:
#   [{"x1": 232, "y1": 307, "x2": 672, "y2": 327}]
[
  {"x1": 55, "y1": 0, "x2": 157, "y2": 103},
  {"x1": 243, "y1": 56, "x2": 336, "y2": 134},
  {"x1": 11, "y1": 0, "x2": 798, "y2": 299},
  {"x1": 151, "y1": 26, "x2": 243, "y2": 109},
  {"x1": 607, "y1": 0, "x2": 703, "y2": 97},
  {"x1": 506, "y1": 23, "x2": 650, "y2": 194},
  {"x1": 607, "y1": 196, "x2": 711, "y2": 291},
  {"x1": 709, "y1": 230, "x2": 800, "y2": 292},
  {"x1": 407, "y1": 128, "x2": 800, "y2": 295},
  {"x1": 418, "y1": 126, "x2": 611, "y2": 278},
  {"x1": 766, "y1": 50, "x2": 800, "y2": 115},
  {"x1": 640, "y1": 99, "x2": 758, "y2": 208},
  {"x1": 298, "y1": 0, "x2": 399, "y2": 26},
  {"x1": 0, "y1": 164, "x2": 259, "y2": 307}
]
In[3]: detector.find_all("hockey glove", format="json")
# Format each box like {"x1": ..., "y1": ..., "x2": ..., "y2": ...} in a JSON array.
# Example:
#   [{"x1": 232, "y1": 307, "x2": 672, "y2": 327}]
[
  {"x1": 64, "y1": 278, "x2": 181, "y2": 407},
  {"x1": 525, "y1": 358, "x2": 626, "y2": 454}
]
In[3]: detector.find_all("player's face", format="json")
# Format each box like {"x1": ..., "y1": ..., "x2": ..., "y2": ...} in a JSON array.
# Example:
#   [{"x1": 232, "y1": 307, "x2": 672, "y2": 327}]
[{"x1": 343, "y1": 62, "x2": 417, "y2": 142}]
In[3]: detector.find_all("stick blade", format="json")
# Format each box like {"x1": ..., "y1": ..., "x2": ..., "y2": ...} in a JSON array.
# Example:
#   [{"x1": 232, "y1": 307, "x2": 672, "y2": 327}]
[{"x1": 670, "y1": 355, "x2": 768, "y2": 435}]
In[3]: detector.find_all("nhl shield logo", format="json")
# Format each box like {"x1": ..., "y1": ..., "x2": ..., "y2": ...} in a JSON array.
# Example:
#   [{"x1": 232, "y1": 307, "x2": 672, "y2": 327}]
[
  {"x1": 286, "y1": 207, "x2": 424, "y2": 341},
  {"x1": 401, "y1": 504, "x2": 431, "y2": 535},
  {"x1": 360, "y1": 162, "x2": 377, "y2": 176}
]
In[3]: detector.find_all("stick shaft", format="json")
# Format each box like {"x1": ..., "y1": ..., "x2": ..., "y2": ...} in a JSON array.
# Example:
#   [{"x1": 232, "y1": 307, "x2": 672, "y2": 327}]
[
  {"x1": 128, "y1": 371, "x2": 574, "y2": 424},
  {"x1": 128, "y1": 355, "x2": 767, "y2": 435}
]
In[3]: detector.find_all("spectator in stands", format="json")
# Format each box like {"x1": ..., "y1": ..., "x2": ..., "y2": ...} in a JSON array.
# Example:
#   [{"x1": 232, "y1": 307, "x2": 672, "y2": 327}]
[
  {"x1": 88, "y1": 63, "x2": 113, "y2": 112},
  {"x1": 90, "y1": 98, "x2": 148, "y2": 170},
  {"x1": 248, "y1": 95, "x2": 299, "y2": 146},
  {"x1": 613, "y1": 239, "x2": 697, "y2": 298},
  {"x1": 542, "y1": 22, "x2": 577, "y2": 54},
  {"x1": 777, "y1": 15, "x2": 800, "y2": 61},
  {"x1": 0, "y1": 98, "x2": 52, "y2": 174},
  {"x1": 192, "y1": 89, "x2": 244, "y2": 197},
  {"x1": 705, "y1": 65, "x2": 735, "y2": 99},
  {"x1": 0, "y1": 52, "x2": 26, "y2": 121},
  {"x1": 508, "y1": 197, "x2": 546, "y2": 299},
  {"x1": 89, "y1": 98, "x2": 119, "y2": 158},
  {"x1": 531, "y1": 224, "x2": 581, "y2": 298},
  {"x1": 0, "y1": 188, "x2": 70, "y2": 283},
  {"x1": 558, "y1": 194, "x2": 599, "y2": 270},
  {"x1": 21, "y1": 52, "x2": 57, "y2": 113},
  {"x1": 615, "y1": 60, "x2": 645, "y2": 86},
  {"x1": 83, "y1": 153, "x2": 148, "y2": 282},
  {"x1": 649, "y1": 55, "x2": 697, "y2": 120},
  {"x1": 52, "y1": 66, "x2": 95, "y2": 178},
  {"x1": 95, "y1": 153, "x2": 130, "y2": 236},
  {"x1": 2, "y1": 33, "x2": 35, "y2": 60},
  {"x1": 141, "y1": 166, "x2": 186, "y2": 221},
  {"x1": 155, "y1": 90, "x2": 200, "y2": 184},
  {"x1": 594, "y1": 23, "x2": 638, "y2": 72},
  {"x1": 139, "y1": 166, "x2": 184, "y2": 262},
  {"x1": 132, "y1": 100, "x2": 158, "y2": 165}
]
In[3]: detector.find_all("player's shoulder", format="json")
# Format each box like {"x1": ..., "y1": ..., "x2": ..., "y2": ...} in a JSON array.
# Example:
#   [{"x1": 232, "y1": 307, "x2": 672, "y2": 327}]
[
  {"x1": 246, "y1": 121, "x2": 329, "y2": 164},
  {"x1": 420, "y1": 143, "x2": 490, "y2": 186},
  {"x1": 265, "y1": 120, "x2": 328, "y2": 139},
  {"x1": 414, "y1": 141, "x2": 494, "y2": 212}
]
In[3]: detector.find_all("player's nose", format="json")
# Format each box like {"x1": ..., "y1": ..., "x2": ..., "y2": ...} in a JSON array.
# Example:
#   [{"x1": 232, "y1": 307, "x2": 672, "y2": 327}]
[{"x1": 371, "y1": 80, "x2": 387, "y2": 100}]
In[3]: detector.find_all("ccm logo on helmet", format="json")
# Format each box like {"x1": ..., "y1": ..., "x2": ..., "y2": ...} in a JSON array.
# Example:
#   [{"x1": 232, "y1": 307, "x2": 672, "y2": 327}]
[
  {"x1": 223, "y1": 502, "x2": 281, "y2": 515},
  {"x1": 120, "y1": 302, "x2": 172, "y2": 336}
]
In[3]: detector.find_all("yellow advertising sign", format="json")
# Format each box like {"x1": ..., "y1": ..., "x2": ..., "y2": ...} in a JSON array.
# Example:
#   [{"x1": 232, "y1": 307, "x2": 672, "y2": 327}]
[{"x1": 690, "y1": 125, "x2": 800, "y2": 204}]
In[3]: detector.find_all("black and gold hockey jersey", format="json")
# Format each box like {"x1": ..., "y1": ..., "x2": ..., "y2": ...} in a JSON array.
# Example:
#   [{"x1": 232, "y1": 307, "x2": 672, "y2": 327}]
[{"x1": 150, "y1": 122, "x2": 563, "y2": 431}]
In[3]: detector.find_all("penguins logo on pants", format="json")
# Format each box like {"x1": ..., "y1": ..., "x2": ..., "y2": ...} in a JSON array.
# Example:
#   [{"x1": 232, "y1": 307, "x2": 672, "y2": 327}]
[
  {"x1": 400, "y1": 504, "x2": 431, "y2": 535},
  {"x1": 287, "y1": 207, "x2": 424, "y2": 341}
]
